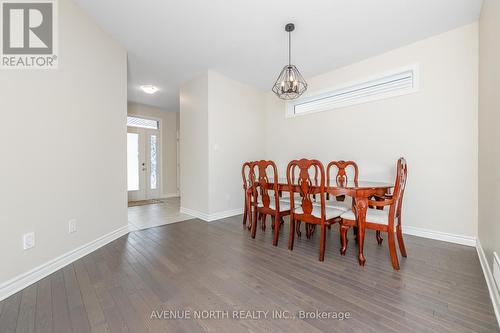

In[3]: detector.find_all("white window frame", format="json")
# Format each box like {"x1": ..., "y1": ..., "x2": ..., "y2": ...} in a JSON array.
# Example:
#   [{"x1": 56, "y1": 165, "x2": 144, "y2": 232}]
[{"x1": 286, "y1": 64, "x2": 420, "y2": 118}]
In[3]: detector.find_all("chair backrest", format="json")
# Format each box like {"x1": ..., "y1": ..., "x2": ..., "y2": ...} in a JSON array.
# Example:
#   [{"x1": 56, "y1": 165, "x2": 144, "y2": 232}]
[
  {"x1": 326, "y1": 160, "x2": 359, "y2": 187},
  {"x1": 241, "y1": 161, "x2": 255, "y2": 191},
  {"x1": 286, "y1": 159, "x2": 326, "y2": 222},
  {"x1": 393, "y1": 157, "x2": 408, "y2": 217},
  {"x1": 291, "y1": 163, "x2": 319, "y2": 185},
  {"x1": 253, "y1": 160, "x2": 280, "y2": 210}
]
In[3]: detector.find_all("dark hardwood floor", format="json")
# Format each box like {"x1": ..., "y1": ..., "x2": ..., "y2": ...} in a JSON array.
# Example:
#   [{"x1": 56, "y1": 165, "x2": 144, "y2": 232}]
[{"x1": 1, "y1": 216, "x2": 498, "y2": 333}]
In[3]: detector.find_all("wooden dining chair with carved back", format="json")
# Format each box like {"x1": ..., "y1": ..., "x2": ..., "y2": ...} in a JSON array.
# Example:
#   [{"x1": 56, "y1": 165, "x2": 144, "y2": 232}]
[
  {"x1": 241, "y1": 161, "x2": 256, "y2": 230},
  {"x1": 251, "y1": 160, "x2": 291, "y2": 246},
  {"x1": 287, "y1": 163, "x2": 320, "y2": 238},
  {"x1": 323, "y1": 160, "x2": 359, "y2": 234},
  {"x1": 325, "y1": 160, "x2": 359, "y2": 209},
  {"x1": 286, "y1": 159, "x2": 344, "y2": 261},
  {"x1": 339, "y1": 158, "x2": 408, "y2": 270}
]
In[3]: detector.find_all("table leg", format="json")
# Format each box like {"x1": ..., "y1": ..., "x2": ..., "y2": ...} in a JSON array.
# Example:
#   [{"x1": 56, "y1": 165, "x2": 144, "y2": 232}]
[{"x1": 356, "y1": 197, "x2": 368, "y2": 266}]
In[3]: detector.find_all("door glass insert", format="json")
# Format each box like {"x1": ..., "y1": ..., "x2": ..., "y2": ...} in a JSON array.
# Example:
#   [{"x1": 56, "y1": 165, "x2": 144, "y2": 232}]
[
  {"x1": 127, "y1": 133, "x2": 140, "y2": 191},
  {"x1": 150, "y1": 135, "x2": 158, "y2": 190}
]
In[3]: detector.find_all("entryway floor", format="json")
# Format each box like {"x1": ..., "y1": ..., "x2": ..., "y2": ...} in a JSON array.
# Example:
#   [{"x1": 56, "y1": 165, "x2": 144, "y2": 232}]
[{"x1": 127, "y1": 196, "x2": 192, "y2": 230}]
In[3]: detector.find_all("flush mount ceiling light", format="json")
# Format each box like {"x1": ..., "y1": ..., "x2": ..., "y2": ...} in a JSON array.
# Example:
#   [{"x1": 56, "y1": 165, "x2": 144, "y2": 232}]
[
  {"x1": 140, "y1": 85, "x2": 159, "y2": 94},
  {"x1": 272, "y1": 23, "x2": 307, "y2": 100}
]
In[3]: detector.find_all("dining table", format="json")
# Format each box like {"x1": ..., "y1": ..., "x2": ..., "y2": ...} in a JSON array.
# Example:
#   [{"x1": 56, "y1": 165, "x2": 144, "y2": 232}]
[{"x1": 263, "y1": 178, "x2": 394, "y2": 266}]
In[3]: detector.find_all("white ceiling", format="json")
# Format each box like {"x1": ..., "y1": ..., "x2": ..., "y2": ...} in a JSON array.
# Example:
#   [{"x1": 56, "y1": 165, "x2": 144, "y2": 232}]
[{"x1": 73, "y1": 0, "x2": 483, "y2": 111}]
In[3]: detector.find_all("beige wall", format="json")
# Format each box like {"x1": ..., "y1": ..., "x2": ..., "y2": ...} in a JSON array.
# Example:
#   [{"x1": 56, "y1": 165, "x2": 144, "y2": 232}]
[
  {"x1": 128, "y1": 103, "x2": 179, "y2": 196},
  {"x1": 179, "y1": 71, "x2": 265, "y2": 217},
  {"x1": 0, "y1": 0, "x2": 127, "y2": 287},
  {"x1": 264, "y1": 23, "x2": 479, "y2": 238},
  {"x1": 180, "y1": 73, "x2": 210, "y2": 213},
  {"x1": 208, "y1": 71, "x2": 265, "y2": 214},
  {"x1": 479, "y1": 0, "x2": 500, "y2": 268}
]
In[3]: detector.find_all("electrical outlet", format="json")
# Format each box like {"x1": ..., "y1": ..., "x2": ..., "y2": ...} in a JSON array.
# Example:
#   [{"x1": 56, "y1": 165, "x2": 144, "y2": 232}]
[
  {"x1": 23, "y1": 232, "x2": 35, "y2": 250},
  {"x1": 69, "y1": 219, "x2": 77, "y2": 234}
]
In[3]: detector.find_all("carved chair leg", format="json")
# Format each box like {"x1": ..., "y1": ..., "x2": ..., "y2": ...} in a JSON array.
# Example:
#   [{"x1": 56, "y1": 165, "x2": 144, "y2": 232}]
[
  {"x1": 251, "y1": 207, "x2": 258, "y2": 239},
  {"x1": 376, "y1": 231, "x2": 383, "y2": 245},
  {"x1": 340, "y1": 225, "x2": 349, "y2": 255},
  {"x1": 319, "y1": 224, "x2": 326, "y2": 261},
  {"x1": 309, "y1": 224, "x2": 317, "y2": 238},
  {"x1": 261, "y1": 214, "x2": 267, "y2": 231},
  {"x1": 306, "y1": 223, "x2": 312, "y2": 239},
  {"x1": 273, "y1": 214, "x2": 280, "y2": 246},
  {"x1": 247, "y1": 206, "x2": 253, "y2": 230},
  {"x1": 296, "y1": 220, "x2": 302, "y2": 238},
  {"x1": 288, "y1": 217, "x2": 295, "y2": 251},
  {"x1": 388, "y1": 231, "x2": 400, "y2": 270},
  {"x1": 246, "y1": 203, "x2": 252, "y2": 231},
  {"x1": 243, "y1": 201, "x2": 247, "y2": 226},
  {"x1": 396, "y1": 221, "x2": 407, "y2": 257},
  {"x1": 271, "y1": 216, "x2": 276, "y2": 231},
  {"x1": 353, "y1": 226, "x2": 359, "y2": 243}
]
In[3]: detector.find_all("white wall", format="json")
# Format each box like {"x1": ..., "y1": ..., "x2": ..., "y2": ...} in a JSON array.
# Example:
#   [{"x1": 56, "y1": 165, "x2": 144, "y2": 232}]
[
  {"x1": 479, "y1": 0, "x2": 500, "y2": 267},
  {"x1": 180, "y1": 73, "x2": 210, "y2": 214},
  {"x1": 128, "y1": 103, "x2": 179, "y2": 196},
  {"x1": 180, "y1": 71, "x2": 265, "y2": 218},
  {"x1": 264, "y1": 23, "x2": 479, "y2": 239},
  {"x1": 208, "y1": 71, "x2": 265, "y2": 214},
  {"x1": 0, "y1": 0, "x2": 127, "y2": 288}
]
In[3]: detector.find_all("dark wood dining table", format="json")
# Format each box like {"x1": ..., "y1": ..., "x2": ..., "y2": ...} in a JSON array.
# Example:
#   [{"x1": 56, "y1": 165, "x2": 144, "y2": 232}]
[{"x1": 266, "y1": 178, "x2": 394, "y2": 265}]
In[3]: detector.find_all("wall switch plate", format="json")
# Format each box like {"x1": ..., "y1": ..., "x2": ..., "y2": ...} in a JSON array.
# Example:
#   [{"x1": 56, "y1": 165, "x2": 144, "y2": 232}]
[
  {"x1": 69, "y1": 219, "x2": 77, "y2": 234},
  {"x1": 23, "y1": 232, "x2": 35, "y2": 250}
]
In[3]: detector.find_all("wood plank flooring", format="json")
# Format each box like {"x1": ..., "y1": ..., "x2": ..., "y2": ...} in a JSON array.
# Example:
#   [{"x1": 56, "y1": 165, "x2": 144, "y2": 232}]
[{"x1": 1, "y1": 215, "x2": 498, "y2": 332}]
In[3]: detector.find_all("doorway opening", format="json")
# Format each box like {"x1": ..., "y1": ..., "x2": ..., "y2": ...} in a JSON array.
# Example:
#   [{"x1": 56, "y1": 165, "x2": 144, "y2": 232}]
[
  {"x1": 127, "y1": 116, "x2": 161, "y2": 201},
  {"x1": 126, "y1": 114, "x2": 191, "y2": 229}
]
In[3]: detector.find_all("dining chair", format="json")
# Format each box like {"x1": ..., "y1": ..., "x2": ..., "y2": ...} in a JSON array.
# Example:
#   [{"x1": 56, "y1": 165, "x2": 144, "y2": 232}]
[
  {"x1": 325, "y1": 160, "x2": 359, "y2": 210},
  {"x1": 339, "y1": 158, "x2": 408, "y2": 270},
  {"x1": 287, "y1": 163, "x2": 322, "y2": 238},
  {"x1": 241, "y1": 161, "x2": 256, "y2": 230},
  {"x1": 251, "y1": 160, "x2": 291, "y2": 246},
  {"x1": 280, "y1": 163, "x2": 319, "y2": 204},
  {"x1": 286, "y1": 159, "x2": 344, "y2": 261},
  {"x1": 323, "y1": 160, "x2": 359, "y2": 235}
]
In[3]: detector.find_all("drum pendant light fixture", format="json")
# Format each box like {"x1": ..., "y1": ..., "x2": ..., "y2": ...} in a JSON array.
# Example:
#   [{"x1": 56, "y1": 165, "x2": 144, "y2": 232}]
[{"x1": 272, "y1": 23, "x2": 307, "y2": 100}]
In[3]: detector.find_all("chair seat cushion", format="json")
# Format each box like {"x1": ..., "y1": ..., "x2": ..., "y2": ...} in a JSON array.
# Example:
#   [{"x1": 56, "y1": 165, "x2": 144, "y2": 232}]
[
  {"x1": 341, "y1": 208, "x2": 389, "y2": 225},
  {"x1": 258, "y1": 201, "x2": 291, "y2": 212},
  {"x1": 313, "y1": 200, "x2": 351, "y2": 211},
  {"x1": 294, "y1": 206, "x2": 343, "y2": 220},
  {"x1": 279, "y1": 197, "x2": 302, "y2": 206}
]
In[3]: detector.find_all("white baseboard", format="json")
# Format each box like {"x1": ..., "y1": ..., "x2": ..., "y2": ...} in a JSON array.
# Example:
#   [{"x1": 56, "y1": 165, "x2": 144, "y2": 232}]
[
  {"x1": 403, "y1": 225, "x2": 476, "y2": 247},
  {"x1": 0, "y1": 225, "x2": 130, "y2": 302},
  {"x1": 180, "y1": 207, "x2": 243, "y2": 222},
  {"x1": 476, "y1": 239, "x2": 500, "y2": 328},
  {"x1": 161, "y1": 192, "x2": 179, "y2": 198}
]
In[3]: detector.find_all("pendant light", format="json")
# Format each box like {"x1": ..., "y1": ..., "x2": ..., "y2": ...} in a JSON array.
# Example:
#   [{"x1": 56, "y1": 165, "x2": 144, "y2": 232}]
[{"x1": 272, "y1": 23, "x2": 307, "y2": 100}]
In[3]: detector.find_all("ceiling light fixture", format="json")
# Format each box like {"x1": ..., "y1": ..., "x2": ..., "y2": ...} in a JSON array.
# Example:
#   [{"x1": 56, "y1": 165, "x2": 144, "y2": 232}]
[
  {"x1": 272, "y1": 23, "x2": 307, "y2": 100},
  {"x1": 140, "y1": 85, "x2": 159, "y2": 94}
]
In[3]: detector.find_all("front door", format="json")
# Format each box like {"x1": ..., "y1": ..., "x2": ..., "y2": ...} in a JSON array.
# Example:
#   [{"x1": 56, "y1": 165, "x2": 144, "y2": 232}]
[{"x1": 127, "y1": 127, "x2": 161, "y2": 201}]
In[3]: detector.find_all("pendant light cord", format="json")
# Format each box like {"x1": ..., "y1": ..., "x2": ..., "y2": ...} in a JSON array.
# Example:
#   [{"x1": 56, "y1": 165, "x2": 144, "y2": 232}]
[{"x1": 288, "y1": 30, "x2": 291, "y2": 66}]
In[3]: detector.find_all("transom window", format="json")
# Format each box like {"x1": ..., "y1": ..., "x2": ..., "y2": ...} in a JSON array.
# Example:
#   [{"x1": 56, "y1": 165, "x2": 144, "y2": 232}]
[{"x1": 127, "y1": 116, "x2": 159, "y2": 130}]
